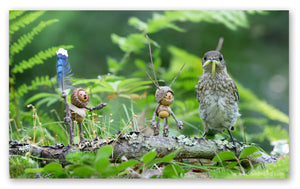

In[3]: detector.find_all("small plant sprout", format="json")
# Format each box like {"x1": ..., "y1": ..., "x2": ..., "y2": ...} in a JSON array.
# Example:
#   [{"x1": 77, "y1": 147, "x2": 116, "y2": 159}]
[{"x1": 145, "y1": 34, "x2": 185, "y2": 137}]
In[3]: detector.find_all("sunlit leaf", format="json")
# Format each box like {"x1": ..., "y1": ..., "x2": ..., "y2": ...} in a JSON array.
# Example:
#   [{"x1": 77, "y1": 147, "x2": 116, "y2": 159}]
[
  {"x1": 239, "y1": 146, "x2": 260, "y2": 159},
  {"x1": 117, "y1": 160, "x2": 139, "y2": 172},
  {"x1": 95, "y1": 145, "x2": 113, "y2": 161},
  {"x1": 141, "y1": 150, "x2": 157, "y2": 164},
  {"x1": 72, "y1": 165, "x2": 95, "y2": 178},
  {"x1": 213, "y1": 151, "x2": 236, "y2": 162}
]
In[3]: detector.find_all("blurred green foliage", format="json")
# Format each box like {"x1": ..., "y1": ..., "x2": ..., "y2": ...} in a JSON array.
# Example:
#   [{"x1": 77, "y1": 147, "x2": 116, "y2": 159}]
[
  {"x1": 9, "y1": 10, "x2": 289, "y2": 179},
  {"x1": 22, "y1": 145, "x2": 182, "y2": 178}
]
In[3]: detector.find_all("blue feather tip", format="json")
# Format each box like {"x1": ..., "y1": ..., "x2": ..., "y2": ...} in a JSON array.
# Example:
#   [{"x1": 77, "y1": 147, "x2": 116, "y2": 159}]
[{"x1": 56, "y1": 48, "x2": 73, "y2": 92}]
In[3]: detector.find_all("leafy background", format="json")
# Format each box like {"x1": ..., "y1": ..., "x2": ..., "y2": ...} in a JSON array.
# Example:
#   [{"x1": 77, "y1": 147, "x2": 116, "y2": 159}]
[{"x1": 9, "y1": 10, "x2": 289, "y2": 178}]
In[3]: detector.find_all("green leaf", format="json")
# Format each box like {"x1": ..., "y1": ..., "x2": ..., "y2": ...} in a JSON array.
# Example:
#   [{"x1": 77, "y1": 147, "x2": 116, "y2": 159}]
[
  {"x1": 134, "y1": 59, "x2": 147, "y2": 70},
  {"x1": 100, "y1": 166, "x2": 119, "y2": 178},
  {"x1": 147, "y1": 13, "x2": 185, "y2": 33},
  {"x1": 94, "y1": 158, "x2": 110, "y2": 173},
  {"x1": 162, "y1": 148, "x2": 182, "y2": 163},
  {"x1": 111, "y1": 33, "x2": 147, "y2": 53},
  {"x1": 43, "y1": 162, "x2": 67, "y2": 178},
  {"x1": 25, "y1": 168, "x2": 43, "y2": 174},
  {"x1": 128, "y1": 17, "x2": 148, "y2": 31},
  {"x1": 65, "y1": 152, "x2": 95, "y2": 165},
  {"x1": 239, "y1": 146, "x2": 260, "y2": 159},
  {"x1": 227, "y1": 161, "x2": 238, "y2": 169},
  {"x1": 72, "y1": 165, "x2": 95, "y2": 178},
  {"x1": 141, "y1": 150, "x2": 157, "y2": 164},
  {"x1": 95, "y1": 145, "x2": 113, "y2": 161},
  {"x1": 43, "y1": 162, "x2": 63, "y2": 173},
  {"x1": 25, "y1": 92, "x2": 58, "y2": 105},
  {"x1": 162, "y1": 154, "x2": 175, "y2": 163},
  {"x1": 162, "y1": 164, "x2": 185, "y2": 178},
  {"x1": 116, "y1": 160, "x2": 139, "y2": 172},
  {"x1": 213, "y1": 151, "x2": 236, "y2": 162},
  {"x1": 107, "y1": 57, "x2": 124, "y2": 74},
  {"x1": 92, "y1": 81, "x2": 115, "y2": 93}
]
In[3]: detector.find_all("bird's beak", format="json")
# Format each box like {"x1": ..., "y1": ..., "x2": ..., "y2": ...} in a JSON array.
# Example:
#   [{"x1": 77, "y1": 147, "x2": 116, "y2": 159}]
[{"x1": 203, "y1": 60, "x2": 220, "y2": 76}]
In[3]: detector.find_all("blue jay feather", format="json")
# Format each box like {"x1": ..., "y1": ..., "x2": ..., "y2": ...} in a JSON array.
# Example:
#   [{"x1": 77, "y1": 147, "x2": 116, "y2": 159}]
[{"x1": 56, "y1": 48, "x2": 73, "y2": 91}]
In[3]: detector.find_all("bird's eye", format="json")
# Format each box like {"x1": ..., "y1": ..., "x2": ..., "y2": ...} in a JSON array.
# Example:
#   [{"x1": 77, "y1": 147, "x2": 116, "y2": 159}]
[
  {"x1": 219, "y1": 56, "x2": 223, "y2": 61},
  {"x1": 203, "y1": 56, "x2": 207, "y2": 61}
]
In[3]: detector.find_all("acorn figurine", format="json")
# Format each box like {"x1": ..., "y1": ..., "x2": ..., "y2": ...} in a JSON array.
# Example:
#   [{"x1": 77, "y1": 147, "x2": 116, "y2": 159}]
[
  {"x1": 69, "y1": 88, "x2": 107, "y2": 143},
  {"x1": 145, "y1": 34, "x2": 185, "y2": 137}
]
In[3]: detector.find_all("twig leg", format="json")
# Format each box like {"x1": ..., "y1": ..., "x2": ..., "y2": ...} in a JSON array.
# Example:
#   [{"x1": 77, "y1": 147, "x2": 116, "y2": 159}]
[
  {"x1": 62, "y1": 92, "x2": 72, "y2": 145},
  {"x1": 70, "y1": 120, "x2": 75, "y2": 144},
  {"x1": 67, "y1": 122, "x2": 72, "y2": 145},
  {"x1": 79, "y1": 122, "x2": 85, "y2": 143},
  {"x1": 154, "y1": 117, "x2": 160, "y2": 136},
  {"x1": 163, "y1": 118, "x2": 169, "y2": 137}
]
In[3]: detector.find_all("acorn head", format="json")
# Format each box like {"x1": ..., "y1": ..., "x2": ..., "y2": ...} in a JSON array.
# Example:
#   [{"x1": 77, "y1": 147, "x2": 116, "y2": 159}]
[
  {"x1": 155, "y1": 86, "x2": 174, "y2": 105},
  {"x1": 71, "y1": 88, "x2": 89, "y2": 108}
]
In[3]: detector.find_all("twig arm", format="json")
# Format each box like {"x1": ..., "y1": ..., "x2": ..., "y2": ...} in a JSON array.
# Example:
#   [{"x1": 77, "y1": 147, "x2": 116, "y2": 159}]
[
  {"x1": 170, "y1": 110, "x2": 183, "y2": 130},
  {"x1": 85, "y1": 103, "x2": 107, "y2": 111}
]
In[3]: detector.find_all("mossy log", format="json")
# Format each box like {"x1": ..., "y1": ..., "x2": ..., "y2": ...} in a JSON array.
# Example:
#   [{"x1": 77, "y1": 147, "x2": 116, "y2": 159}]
[{"x1": 9, "y1": 132, "x2": 277, "y2": 166}]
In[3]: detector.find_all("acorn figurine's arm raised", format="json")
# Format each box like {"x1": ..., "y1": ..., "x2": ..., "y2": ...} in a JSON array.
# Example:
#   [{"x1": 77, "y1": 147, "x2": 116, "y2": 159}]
[{"x1": 145, "y1": 34, "x2": 185, "y2": 137}]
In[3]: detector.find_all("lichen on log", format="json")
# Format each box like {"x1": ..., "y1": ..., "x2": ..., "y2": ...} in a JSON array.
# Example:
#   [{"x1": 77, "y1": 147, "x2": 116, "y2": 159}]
[{"x1": 9, "y1": 132, "x2": 277, "y2": 166}]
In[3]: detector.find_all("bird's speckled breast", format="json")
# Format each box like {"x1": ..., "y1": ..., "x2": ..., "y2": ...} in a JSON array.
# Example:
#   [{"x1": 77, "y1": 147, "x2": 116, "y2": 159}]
[{"x1": 196, "y1": 72, "x2": 239, "y2": 131}]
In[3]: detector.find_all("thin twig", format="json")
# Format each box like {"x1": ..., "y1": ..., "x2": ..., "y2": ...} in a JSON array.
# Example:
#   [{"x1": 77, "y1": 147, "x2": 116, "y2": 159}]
[
  {"x1": 145, "y1": 34, "x2": 159, "y2": 88},
  {"x1": 216, "y1": 37, "x2": 224, "y2": 51},
  {"x1": 169, "y1": 63, "x2": 185, "y2": 87}
]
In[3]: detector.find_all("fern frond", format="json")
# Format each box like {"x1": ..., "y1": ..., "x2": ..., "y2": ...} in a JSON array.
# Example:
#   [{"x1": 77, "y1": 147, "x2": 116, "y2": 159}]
[
  {"x1": 9, "y1": 11, "x2": 45, "y2": 35},
  {"x1": 9, "y1": 10, "x2": 25, "y2": 20},
  {"x1": 184, "y1": 10, "x2": 249, "y2": 30},
  {"x1": 11, "y1": 45, "x2": 74, "y2": 74},
  {"x1": 129, "y1": 11, "x2": 259, "y2": 34},
  {"x1": 10, "y1": 19, "x2": 59, "y2": 56},
  {"x1": 15, "y1": 75, "x2": 56, "y2": 98}
]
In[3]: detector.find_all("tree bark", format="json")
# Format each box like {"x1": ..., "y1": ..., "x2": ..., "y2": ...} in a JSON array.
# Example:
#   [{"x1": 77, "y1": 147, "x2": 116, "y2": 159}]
[{"x1": 9, "y1": 132, "x2": 277, "y2": 166}]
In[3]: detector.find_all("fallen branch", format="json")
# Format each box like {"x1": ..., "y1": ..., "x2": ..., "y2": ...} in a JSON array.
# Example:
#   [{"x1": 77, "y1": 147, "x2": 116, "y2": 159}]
[{"x1": 9, "y1": 132, "x2": 277, "y2": 166}]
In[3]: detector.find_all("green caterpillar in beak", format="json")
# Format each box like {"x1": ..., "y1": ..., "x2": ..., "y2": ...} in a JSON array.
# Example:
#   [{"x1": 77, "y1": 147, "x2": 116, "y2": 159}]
[{"x1": 203, "y1": 59, "x2": 221, "y2": 76}]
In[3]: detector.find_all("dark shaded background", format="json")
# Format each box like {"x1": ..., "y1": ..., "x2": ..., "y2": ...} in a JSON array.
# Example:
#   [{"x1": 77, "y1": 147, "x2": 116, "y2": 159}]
[{"x1": 11, "y1": 10, "x2": 289, "y2": 114}]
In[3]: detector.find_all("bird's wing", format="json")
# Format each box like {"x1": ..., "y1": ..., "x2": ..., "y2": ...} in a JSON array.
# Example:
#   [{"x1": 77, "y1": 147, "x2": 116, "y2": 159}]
[
  {"x1": 195, "y1": 77, "x2": 204, "y2": 102},
  {"x1": 231, "y1": 80, "x2": 239, "y2": 102}
]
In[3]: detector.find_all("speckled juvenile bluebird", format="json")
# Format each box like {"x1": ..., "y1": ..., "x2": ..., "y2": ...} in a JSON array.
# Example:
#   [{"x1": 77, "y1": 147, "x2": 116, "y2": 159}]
[{"x1": 196, "y1": 38, "x2": 240, "y2": 147}]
